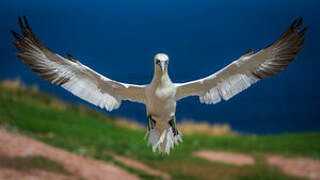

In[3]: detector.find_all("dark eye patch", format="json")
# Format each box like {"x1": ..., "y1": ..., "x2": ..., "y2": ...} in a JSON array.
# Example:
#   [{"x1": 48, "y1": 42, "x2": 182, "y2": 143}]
[{"x1": 156, "y1": 60, "x2": 160, "y2": 64}]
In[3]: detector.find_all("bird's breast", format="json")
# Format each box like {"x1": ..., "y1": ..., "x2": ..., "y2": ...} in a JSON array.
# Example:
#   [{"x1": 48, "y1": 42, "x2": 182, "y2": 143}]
[
  {"x1": 146, "y1": 85, "x2": 176, "y2": 118},
  {"x1": 154, "y1": 86, "x2": 175, "y2": 99}
]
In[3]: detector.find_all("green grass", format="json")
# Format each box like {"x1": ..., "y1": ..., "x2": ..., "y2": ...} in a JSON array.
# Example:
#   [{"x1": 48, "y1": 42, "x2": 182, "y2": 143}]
[
  {"x1": 0, "y1": 83, "x2": 318, "y2": 180},
  {"x1": 0, "y1": 155, "x2": 70, "y2": 175}
]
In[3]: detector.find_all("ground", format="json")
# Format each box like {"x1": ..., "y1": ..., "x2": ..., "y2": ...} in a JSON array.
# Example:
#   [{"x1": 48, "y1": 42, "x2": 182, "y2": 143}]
[
  {"x1": 0, "y1": 129, "x2": 140, "y2": 180},
  {"x1": 0, "y1": 80, "x2": 320, "y2": 180}
]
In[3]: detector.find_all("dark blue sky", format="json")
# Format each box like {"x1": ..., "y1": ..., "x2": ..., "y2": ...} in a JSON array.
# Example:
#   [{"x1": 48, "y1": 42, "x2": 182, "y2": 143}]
[{"x1": 1, "y1": 0, "x2": 320, "y2": 134}]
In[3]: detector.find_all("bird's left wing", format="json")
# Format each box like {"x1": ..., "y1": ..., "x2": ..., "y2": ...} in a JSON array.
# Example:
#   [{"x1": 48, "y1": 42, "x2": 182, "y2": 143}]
[
  {"x1": 11, "y1": 17, "x2": 146, "y2": 111},
  {"x1": 175, "y1": 18, "x2": 306, "y2": 104}
]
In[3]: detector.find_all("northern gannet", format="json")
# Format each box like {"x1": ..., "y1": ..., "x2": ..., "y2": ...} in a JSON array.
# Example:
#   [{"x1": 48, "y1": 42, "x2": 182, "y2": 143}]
[{"x1": 11, "y1": 17, "x2": 306, "y2": 154}]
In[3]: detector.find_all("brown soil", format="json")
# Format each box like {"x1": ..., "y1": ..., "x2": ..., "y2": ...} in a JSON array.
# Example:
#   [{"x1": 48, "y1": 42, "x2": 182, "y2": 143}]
[
  {"x1": 114, "y1": 155, "x2": 171, "y2": 180},
  {"x1": 267, "y1": 155, "x2": 320, "y2": 180},
  {"x1": 0, "y1": 129, "x2": 140, "y2": 180},
  {"x1": 0, "y1": 168, "x2": 75, "y2": 180},
  {"x1": 194, "y1": 150, "x2": 255, "y2": 166}
]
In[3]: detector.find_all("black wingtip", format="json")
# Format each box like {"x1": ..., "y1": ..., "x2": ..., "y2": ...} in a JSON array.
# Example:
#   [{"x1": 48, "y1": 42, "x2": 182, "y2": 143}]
[
  {"x1": 296, "y1": 17, "x2": 303, "y2": 28},
  {"x1": 304, "y1": 26, "x2": 308, "y2": 32},
  {"x1": 10, "y1": 30, "x2": 21, "y2": 40},
  {"x1": 290, "y1": 18, "x2": 298, "y2": 28},
  {"x1": 18, "y1": 16, "x2": 27, "y2": 35},
  {"x1": 299, "y1": 26, "x2": 308, "y2": 35},
  {"x1": 290, "y1": 17, "x2": 304, "y2": 30},
  {"x1": 18, "y1": 16, "x2": 23, "y2": 26},
  {"x1": 23, "y1": 16, "x2": 30, "y2": 29}
]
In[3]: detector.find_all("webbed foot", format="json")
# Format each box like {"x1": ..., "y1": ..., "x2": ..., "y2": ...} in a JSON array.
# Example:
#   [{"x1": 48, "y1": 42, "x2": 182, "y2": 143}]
[
  {"x1": 168, "y1": 116, "x2": 179, "y2": 136},
  {"x1": 147, "y1": 115, "x2": 156, "y2": 131}
]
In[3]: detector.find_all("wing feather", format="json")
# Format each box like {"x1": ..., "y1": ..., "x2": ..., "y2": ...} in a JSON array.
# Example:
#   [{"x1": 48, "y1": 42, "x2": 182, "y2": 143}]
[
  {"x1": 175, "y1": 18, "x2": 306, "y2": 104},
  {"x1": 12, "y1": 16, "x2": 146, "y2": 111}
]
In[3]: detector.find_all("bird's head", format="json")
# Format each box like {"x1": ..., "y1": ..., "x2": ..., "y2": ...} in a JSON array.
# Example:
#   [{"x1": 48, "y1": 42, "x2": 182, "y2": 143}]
[{"x1": 154, "y1": 53, "x2": 169, "y2": 73}]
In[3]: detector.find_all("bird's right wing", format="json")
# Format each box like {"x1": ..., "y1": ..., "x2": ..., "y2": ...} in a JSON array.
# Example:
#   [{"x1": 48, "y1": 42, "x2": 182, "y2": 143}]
[
  {"x1": 11, "y1": 17, "x2": 146, "y2": 111},
  {"x1": 175, "y1": 18, "x2": 306, "y2": 104}
]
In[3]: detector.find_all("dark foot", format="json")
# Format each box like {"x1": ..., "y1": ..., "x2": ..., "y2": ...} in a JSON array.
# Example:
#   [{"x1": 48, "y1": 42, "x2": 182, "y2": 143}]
[
  {"x1": 147, "y1": 115, "x2": 156, "y2": 131},
  {"x1": 168, "y1": 116, "x2": 179, "y2": 136}
]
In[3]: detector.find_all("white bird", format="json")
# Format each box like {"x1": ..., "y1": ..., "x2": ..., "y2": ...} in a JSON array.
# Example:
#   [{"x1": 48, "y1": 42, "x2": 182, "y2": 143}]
[{"x1": 12, "y1": 17, "x2": 306, "y2": 154}]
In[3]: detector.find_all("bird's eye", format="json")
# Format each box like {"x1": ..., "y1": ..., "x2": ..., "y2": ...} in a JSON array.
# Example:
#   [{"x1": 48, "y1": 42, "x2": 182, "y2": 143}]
[{"x1": 156, "y1": 60, "x2": 160, "y2": 64}]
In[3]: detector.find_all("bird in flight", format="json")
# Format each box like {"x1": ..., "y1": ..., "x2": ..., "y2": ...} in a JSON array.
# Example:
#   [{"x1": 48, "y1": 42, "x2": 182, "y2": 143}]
[{"x1": 11, "y1": 17, "x2": 306, "y2": 154}]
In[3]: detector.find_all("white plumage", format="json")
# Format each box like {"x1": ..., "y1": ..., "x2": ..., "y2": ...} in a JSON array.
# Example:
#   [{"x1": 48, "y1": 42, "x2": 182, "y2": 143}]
[{"x1": 12, "y1": 17, "x2": 306, "y2": 154}]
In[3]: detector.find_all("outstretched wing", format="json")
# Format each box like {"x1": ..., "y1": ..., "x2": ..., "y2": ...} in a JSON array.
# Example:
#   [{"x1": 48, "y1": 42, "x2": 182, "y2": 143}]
[
  {"x1": 11, "y1": 16, "x2": 146, "y2": 111},
  {"x1": 175, "y1": 18, "x2": 307, "y2": 104}
]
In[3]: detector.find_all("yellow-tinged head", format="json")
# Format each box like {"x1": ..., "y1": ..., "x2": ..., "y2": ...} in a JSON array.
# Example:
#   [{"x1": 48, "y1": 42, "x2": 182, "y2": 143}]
[{"x1": 154, "y1": 53, "x2": 169, "y2": 73}]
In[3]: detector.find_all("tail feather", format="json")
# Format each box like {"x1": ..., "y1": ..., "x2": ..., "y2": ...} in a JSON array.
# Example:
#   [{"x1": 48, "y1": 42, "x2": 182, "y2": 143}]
[{"x1": 145, "y1": 127, "x2": 183, "y2": 154}]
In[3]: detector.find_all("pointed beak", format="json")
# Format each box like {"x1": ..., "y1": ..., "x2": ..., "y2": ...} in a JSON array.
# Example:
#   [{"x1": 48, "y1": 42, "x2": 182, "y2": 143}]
[{"x1": 159, "y1": 61, "x2": 166, "y2": 72}]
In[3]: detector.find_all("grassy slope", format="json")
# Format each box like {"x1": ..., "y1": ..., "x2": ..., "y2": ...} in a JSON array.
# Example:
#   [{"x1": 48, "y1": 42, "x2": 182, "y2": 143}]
[{"x1": 0, "y1": 84, "x2": 319, "y2": 180}]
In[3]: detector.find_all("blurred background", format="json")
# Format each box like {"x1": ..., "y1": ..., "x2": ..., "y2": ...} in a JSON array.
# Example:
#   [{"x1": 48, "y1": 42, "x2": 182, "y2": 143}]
[
  {"x1": 1, "y1": 1, "x2": 320, "y2": 180},
  {"x1": 1, "y1": 0, "x2": 320, "y2": 134}
]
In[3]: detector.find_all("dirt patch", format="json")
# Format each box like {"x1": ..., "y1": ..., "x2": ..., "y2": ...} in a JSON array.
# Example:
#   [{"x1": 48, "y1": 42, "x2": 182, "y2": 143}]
[
  {"x1": 114, "y1": 155, "x2": 171, "y2": 180},
  {"x1": 0, "y1": 168, "x2": 75, "y2": 180},
  {"x1": 0, "y1": 155, "x2": 69, "y2": 175},
  {"x1": 194, "y1": 150, "x2": 255, "y2": 166},
  {"x1": 267, "y1": 155, "x2": 320, "y2": 180},
  {"x1": 0, "y1": 129, "x2": 140, "y2": 180}
]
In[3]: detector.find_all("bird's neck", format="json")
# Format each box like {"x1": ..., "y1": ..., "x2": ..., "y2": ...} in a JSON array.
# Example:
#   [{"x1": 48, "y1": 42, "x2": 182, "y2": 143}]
[{"x1": 152, "y1": 70, "x2": 171, "y2": 85}]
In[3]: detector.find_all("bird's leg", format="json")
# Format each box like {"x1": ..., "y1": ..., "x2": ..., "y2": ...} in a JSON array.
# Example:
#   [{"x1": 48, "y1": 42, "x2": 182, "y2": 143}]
[
  {"x1": 147, "y1": 114, "x2": 156, "y2": 131},
  {"x1": 168, "y1": 116, "x2": 179, "y2": 136}
]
